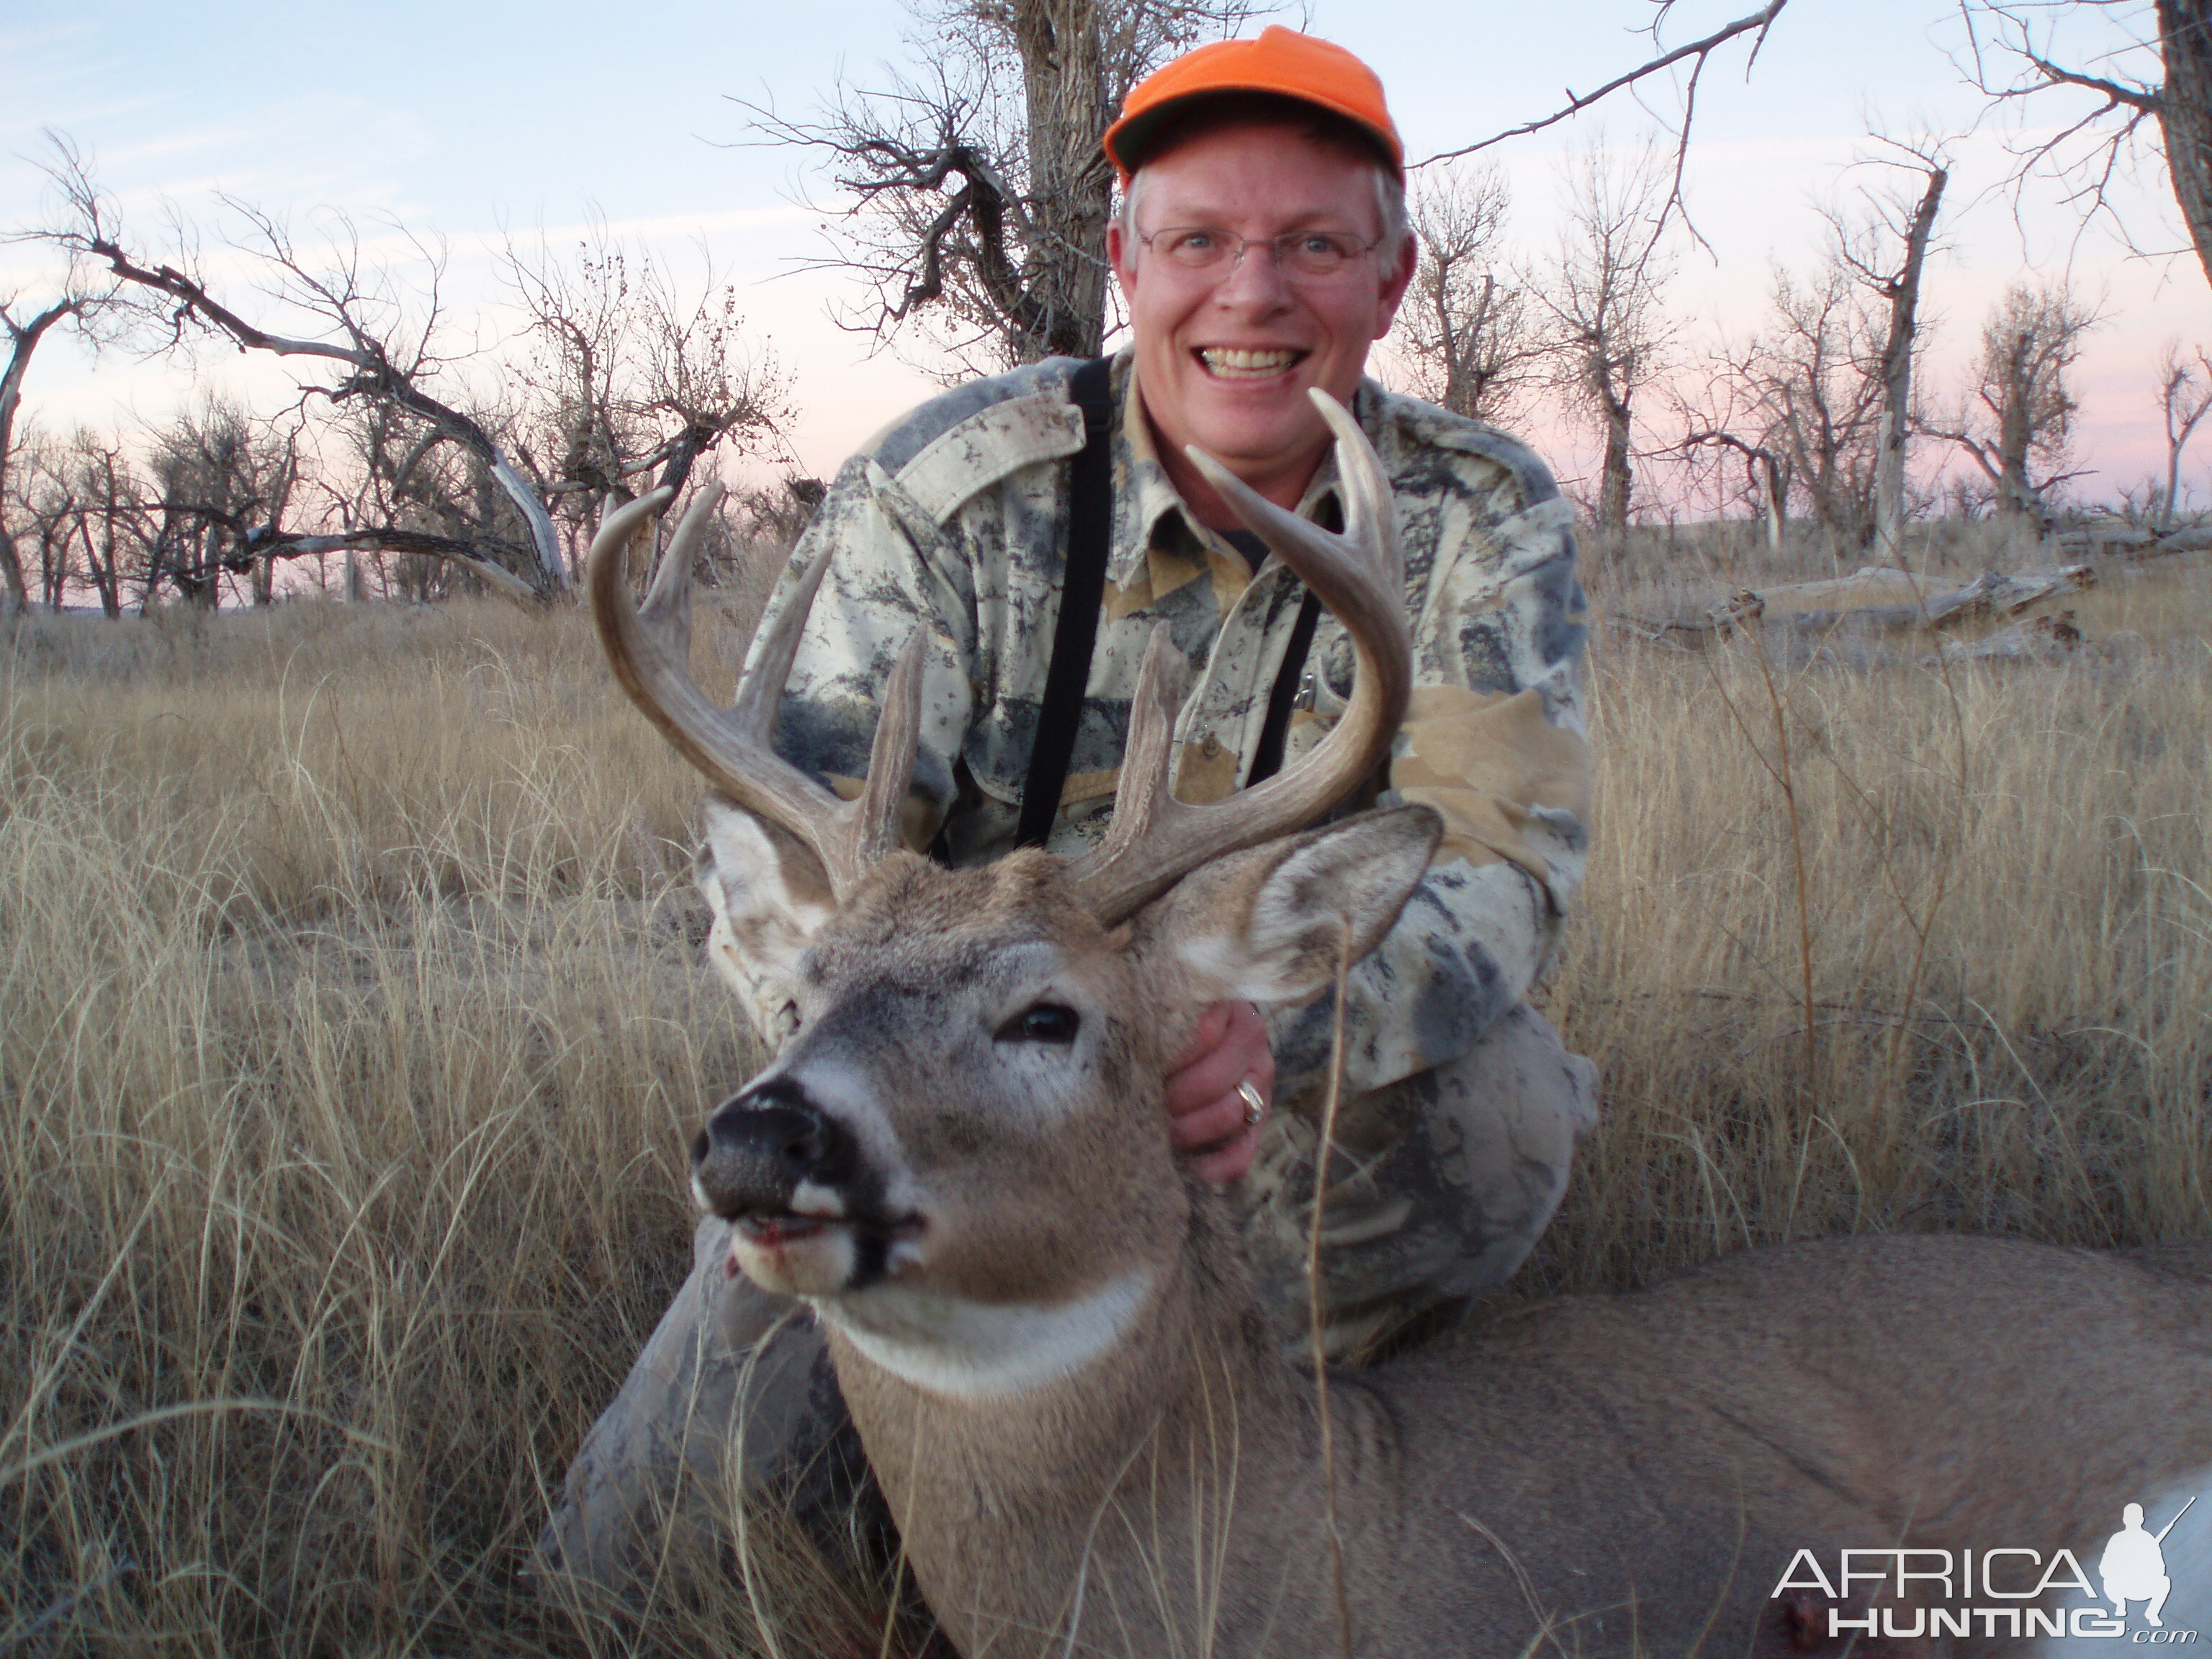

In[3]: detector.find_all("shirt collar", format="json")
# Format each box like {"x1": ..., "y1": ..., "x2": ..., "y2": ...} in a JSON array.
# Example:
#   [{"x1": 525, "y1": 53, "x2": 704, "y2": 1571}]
[{"x1": 1107, "y1": 351, "x2": 1366, "y2": 589}]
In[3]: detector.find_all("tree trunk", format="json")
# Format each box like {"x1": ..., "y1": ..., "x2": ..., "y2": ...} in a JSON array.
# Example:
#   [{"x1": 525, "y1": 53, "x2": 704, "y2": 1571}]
[
  {"x1": 0, "y1": 526, "x2": 27, "y2": 616},
  {"x1": 1013, "y1": 0, "x2": 1115, "y2": 359},
  {"x1": 2161, "y1": 0, "x2": 2212, "y2": 294},
  {"x1": 1600, "y1": 393, "x2": 1634, "y2": 529},
  {"x1": 1875, "y1": 166, "x2": 1946, "y2": 564},
  {"x1": 0, "y1": 301, "x2": 76, "y2": 618}
]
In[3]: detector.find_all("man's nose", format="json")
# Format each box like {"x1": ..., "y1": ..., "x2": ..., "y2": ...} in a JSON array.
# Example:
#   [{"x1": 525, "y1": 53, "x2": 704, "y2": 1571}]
[{"x1": 1212, "y1": 238, "x2": 1295, "y2": 310}]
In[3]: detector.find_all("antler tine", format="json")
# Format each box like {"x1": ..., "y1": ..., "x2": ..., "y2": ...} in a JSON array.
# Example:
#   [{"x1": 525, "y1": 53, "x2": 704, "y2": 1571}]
[
  {"x1": 854, "y1": 631, "x2": 930, "y2": 868},
  {"x1": 637, "y1": 477, "x2": 723, "y2": 664},
  {"x1": 1066, "y1": 390, "x2": 1412, "y2": 924},
  {"x1": 732, "y1": 541, "x2": 837, "y2": 745},
  {"x1": 589, "y1": 487, "x2": 917, "y2": 899}
]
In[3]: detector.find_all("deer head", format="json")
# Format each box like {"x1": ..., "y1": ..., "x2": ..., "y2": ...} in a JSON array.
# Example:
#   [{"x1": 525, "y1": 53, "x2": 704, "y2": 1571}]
[{"x1": 589, "y1": 392, "x2": 1438, "y2": 1393}]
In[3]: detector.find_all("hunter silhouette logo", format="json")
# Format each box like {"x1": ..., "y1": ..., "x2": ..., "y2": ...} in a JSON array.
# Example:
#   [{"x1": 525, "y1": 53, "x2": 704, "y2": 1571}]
[
  {"x1": 2103, "y1": 1498, "x2": 2195, "y2": 1629},
  {"x1": 1771, "y1": 1496, "x2": 2203, "y2": 1644}
]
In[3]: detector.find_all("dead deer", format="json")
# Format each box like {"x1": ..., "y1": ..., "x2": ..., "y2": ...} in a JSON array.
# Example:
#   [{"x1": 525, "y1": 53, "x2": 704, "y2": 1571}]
[{"x1": 590, "y1": 395, "x2": 2212, "y2": 1658}]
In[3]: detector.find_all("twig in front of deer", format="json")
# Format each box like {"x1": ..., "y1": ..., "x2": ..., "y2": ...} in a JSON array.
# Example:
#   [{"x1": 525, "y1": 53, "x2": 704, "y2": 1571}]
[
  {"x1": 729, "y1": 1301, "x2": 809, "y2": 1659},
  {"x1": 1305, "y1": 912, "x2": 1359, "y2": 1659},
  {"x1": 1455, "y1": 1509, "x2": 1570, "y2": 1658}
]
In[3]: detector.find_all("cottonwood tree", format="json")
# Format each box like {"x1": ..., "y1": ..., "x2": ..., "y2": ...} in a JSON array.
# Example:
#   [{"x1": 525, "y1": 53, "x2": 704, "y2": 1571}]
[
  {"x1": 130, "y1": 397, "x2": 304, "y2": 608},
  {"x1": 500, "y1": 228, "x2": 791, "y2": 571},
  {"x1": 1924, "y1": 279, "x2": 2101, "y2": 523},
  {"x1": 0, "y1": 230, "x2": 117, "y2": 614},
  {"x1": 31, "y1": 140, "x2": 786, "y2": 606},
  {"x1": 56, "y1": 431, "x2": 142, "y2": 616},
  {"x1": 1829, "y1": 135, "x2": 1950, "y2": 562},
  {"x1": 2153, "y1": 338, "x2": 2212, "y2": 526},
  {"x1": 749, "y1": 0, "x2": 1255, "y2": 372},
  {"x1": 1673, "y1": 259, "x2": 1886, "y2": 551},
  {"x1": 1397, "y1": 161, "x2": 1545, "y2": 426},
  {"x1": 39, "y1": 148, "x2": 568, "y2": 598},
  {"x1": 5, "y1": 426, "x2": 74, "y2": 611},
  {"x1": 1532, "y1": 142, "x2": 1676, "y2": 530}
]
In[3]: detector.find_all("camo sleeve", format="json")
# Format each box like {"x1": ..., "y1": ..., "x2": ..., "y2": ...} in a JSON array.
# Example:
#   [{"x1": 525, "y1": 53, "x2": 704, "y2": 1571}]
[
  {"x1": 1264, "y1": 421, "x2": 1593, "y2": 1116},
  {"x1": 739, "y1": 457, "x2": 979, "y2": 864}
]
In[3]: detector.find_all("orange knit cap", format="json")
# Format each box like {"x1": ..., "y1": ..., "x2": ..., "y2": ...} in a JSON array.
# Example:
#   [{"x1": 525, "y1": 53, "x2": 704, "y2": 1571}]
[{"x1": 1103, "y1": 26, "x2": 1403, "y2": 184}]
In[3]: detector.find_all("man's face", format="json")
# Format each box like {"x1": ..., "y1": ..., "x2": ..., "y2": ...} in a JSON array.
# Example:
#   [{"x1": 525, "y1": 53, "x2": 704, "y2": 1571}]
[{"x1": 1107, "y1": 120, "x2": 1413, "y2": 511}]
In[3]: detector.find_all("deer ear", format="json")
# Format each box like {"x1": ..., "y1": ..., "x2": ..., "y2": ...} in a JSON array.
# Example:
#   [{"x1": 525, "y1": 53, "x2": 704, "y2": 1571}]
[
  {"x1": 698, "y1": 799, "x2": 837, "y2": 1034},
  {"x1": 1147, "y1": 805, "x2": 1442, "y2": 1005}
]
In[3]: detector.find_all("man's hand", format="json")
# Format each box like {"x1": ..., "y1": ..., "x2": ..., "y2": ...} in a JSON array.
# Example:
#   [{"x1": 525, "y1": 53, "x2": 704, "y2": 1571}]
[{"x1": 1165, "y1": 999, "x2": 1274, "y2": 1185}]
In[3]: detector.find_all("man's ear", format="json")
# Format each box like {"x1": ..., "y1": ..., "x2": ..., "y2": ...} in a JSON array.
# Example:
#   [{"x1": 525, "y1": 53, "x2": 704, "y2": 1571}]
[
  {"x1": 1138, "y1": 806, "x2": 1442, "y2": 1004},
  {"x1": 698, "y1": 798, "x2": 836, "y2": 1029}
]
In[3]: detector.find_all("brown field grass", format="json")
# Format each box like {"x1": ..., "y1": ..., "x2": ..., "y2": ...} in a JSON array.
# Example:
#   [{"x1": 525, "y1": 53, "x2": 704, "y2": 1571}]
[{"x1": 4, "y1": 540, "x2": 2208, "y2": 1653}]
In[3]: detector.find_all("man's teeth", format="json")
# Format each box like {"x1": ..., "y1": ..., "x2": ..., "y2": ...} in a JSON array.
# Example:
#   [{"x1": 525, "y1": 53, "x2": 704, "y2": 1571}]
[{"x1": 1202, "y1": 348, "x2": 1298, "y2": 377}]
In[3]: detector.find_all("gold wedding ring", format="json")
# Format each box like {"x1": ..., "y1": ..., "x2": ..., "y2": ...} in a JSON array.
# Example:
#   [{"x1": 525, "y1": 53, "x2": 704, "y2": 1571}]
[{"x1": 1236, "y1": 1078, "x2": 1267, "y2": 1129}]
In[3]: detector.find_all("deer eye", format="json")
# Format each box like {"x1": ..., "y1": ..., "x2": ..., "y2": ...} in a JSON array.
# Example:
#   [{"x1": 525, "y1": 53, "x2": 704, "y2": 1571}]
[{"x1": 996, "y1": 1002, "x2": 1080, "y2": 1045}]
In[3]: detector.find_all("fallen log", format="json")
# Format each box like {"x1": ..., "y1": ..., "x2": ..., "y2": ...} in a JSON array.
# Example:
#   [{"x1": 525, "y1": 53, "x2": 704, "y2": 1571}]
[
  {"x1": 1926, "y1": 610, "x2": 2083, "y2": 665},
  {"x1": 1607, "y1": 562, "x2": 2094, "y2": 646}
]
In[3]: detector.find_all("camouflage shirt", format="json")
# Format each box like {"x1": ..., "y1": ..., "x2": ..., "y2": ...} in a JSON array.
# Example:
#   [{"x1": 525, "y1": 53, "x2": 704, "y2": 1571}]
[{"x1": 746, "y1": 351, "x2": 1592, "y2": 1112}]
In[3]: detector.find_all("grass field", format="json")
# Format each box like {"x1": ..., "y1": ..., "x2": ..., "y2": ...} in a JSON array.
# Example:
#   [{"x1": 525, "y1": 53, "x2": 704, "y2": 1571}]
[{"x1": 3, "y1": 541, "x2": 2208, "y2": 1653}]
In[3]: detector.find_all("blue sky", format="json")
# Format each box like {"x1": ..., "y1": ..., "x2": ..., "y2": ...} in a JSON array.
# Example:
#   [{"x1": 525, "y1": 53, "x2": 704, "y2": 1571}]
[{"x1": 4, "y1": 0, "x2": 2206, "y2": 500}]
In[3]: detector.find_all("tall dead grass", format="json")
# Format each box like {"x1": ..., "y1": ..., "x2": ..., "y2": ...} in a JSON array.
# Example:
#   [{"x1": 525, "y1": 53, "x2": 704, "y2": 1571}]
[{"x1": 2, "y1": 554, "x2": 2208, "y2": 1652}]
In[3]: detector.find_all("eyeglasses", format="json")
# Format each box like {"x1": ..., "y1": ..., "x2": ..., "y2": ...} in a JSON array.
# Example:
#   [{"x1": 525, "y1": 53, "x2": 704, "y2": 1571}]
[{"x1": 1136, "y1": 225, "x2": 1385, "y2": 283}]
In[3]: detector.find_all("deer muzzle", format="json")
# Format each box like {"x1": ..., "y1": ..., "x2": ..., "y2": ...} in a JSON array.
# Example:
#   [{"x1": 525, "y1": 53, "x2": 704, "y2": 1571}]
[{"x1": 693, "y1": 1077, "x2": 858, "y2": 1228}]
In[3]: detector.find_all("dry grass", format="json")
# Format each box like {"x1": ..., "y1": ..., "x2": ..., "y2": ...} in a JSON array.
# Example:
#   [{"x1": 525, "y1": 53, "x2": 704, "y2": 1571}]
[{"x1": 3, "y1": 544, "x2": 2209, "y2": 1653}]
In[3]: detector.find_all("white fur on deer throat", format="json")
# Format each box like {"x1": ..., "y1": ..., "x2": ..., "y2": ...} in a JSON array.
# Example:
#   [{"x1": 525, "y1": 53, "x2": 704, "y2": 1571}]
[{"x1": 819, "y1": 1269, "x2": 1156, "y2": 1399}]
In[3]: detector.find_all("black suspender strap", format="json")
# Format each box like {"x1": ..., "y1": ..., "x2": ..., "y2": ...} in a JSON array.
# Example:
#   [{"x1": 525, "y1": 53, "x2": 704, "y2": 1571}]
[
  {"x1": 1246, "y1": 590, "x2": 1323, "y2": 785},
  {"x1": 1017, "y1": 355, "x2": 1329, "y2": 840},
  {"x1": 1016, "y1": 356, "x2": 1117, "y2": 848}
]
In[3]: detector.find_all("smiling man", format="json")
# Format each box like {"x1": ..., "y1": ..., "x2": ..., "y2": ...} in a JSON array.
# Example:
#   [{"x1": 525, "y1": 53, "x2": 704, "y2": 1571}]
[{"x1": 544, "y1": 26, "x2": 1598, "y2": 1594}]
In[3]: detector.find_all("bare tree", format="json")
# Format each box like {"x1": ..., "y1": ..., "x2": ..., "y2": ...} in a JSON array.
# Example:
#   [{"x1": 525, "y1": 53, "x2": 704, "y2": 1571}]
[
  {"x1": 1924, "y1": 279, "x2": 2100, "y2": 524},
  {"x1": 748, "y1": 0, "x2": 1254, "y2": 373},
  {"x1": 1829, "y1": 135, "x2": 1950, "y2": 562},
  {"x1": 2154, "y1": 338, "x2": 2212, "y2": 526},
  {"x1": 1958, "y1": 1, "x2": 2212, "y2": 293},
  {"x1": 501, "y1": 227, "x2": 791, "y2": 570},
  {"x1": 1673, "y1": 258, "x2": 1886, "y2": 552},
  {"x1": 29, "y1": 138, "x2": 786, "y2": 607},
  {"x1": 5, "y1": 426, "x2": 73, "y2": 612},
  {"x1": 1419, "y1": 1, "x2": 2212, "y2": 319},
  {"x1": 1671, "y1": 366, "x2": 1792, "y2": 546},
  {"x1": 1533, "y1": 142, "x2": 1676, "y2": 530},
  {"x1": 1397, "y1": 161, "x2": 1544, "y2": 426},
  {"x1": 37, "y1": 141, "x2": 558, "y2": 600},
  {"x1": 58, "y1": 430, "x2": 142, "y2": 617},
  {"x1": 0, "y1": 225, "x2": 117, "y2": 614}
]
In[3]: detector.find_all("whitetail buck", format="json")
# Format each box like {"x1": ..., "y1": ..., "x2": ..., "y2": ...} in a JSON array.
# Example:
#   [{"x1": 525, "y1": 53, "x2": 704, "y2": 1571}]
[{"x1": 590, "y1": 395, "x2": 2212, "y2": 1658}]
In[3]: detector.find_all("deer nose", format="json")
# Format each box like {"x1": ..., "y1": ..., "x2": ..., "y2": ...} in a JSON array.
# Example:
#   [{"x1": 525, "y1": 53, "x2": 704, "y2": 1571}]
[{"x1": 692, "y1": 1078, "x2": 858, "y2": 1220}]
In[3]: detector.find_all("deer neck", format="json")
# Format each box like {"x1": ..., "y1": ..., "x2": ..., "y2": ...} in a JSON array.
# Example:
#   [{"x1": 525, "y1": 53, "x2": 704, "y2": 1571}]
[{"x1": 819, "y1": 1189, "x2": 1321, "y2": 1650}]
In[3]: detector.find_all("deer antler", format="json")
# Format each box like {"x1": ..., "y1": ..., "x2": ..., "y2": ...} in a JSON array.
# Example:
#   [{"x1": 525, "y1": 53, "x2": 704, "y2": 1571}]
[
  {"x1": 1066, "y1": 390, "x2": 1413, "y2": 925},
  {"x1": 588, "y1": 482, "x2": 927, "y2": 901}
]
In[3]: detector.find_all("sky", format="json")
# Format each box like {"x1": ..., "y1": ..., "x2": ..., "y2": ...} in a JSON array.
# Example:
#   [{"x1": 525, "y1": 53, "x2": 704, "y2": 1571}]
[{"x1": 4, "y1": 0, "x2": 2208, "y2": 512}]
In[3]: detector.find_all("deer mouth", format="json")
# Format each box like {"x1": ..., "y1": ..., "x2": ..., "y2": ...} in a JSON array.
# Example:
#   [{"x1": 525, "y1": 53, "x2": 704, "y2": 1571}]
[{"x1": 726, "y1": 1206, "x2": 926, "y2": 1293}]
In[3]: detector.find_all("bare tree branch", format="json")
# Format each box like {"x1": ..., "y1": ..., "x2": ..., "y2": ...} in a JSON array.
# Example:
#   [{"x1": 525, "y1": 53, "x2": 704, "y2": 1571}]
[{"x1": 1419, "y1": 1, "x2": 1791, "y2": 165}]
